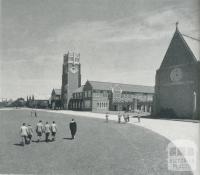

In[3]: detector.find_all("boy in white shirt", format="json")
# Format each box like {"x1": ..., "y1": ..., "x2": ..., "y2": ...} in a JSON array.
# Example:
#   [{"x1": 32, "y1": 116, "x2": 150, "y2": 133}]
[
  {"x1": 36, "y1": 120, "x2": 43, "y2": 142},
  {"x1": 20, "y1": 123, "x2": 28, "y2": 146},
  {"x1": 44, "y1": 122, "x2": 51, "y2": 142},
  {"x1": 50, "y1": 121, "x2": 57, "y2": 141},
  {"x1": 27, "y1": 124, "x2": 33, "y2": 144}
]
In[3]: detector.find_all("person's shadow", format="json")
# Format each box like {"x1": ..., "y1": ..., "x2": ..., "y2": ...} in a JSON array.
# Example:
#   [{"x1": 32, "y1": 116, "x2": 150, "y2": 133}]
[
  {"x1": 63, "y1": 137, "x2": 73, "y2": 140},
  {"x1": 13, "y1": 143, "x2": 24, "y2": 146}
]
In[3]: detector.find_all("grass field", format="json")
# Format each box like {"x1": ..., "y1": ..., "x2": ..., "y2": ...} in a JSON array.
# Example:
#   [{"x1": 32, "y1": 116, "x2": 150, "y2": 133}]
[{"x1": 0, "y1": 109, "x2": 192, "y2": 175}]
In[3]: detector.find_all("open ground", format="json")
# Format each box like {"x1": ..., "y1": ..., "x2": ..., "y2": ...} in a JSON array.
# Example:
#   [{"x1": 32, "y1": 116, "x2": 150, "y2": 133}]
[{"x1": 0, "y1": 109, "x2": 193, "y2": 175}]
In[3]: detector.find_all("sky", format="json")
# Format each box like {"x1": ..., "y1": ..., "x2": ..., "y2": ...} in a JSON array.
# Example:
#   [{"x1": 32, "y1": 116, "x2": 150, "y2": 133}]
[{"x1": 0, "y1": 0, "x2": 199, "y2": 100}]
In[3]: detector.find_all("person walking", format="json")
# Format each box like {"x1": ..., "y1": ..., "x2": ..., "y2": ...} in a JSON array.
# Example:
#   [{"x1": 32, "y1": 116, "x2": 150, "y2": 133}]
[
  {"x1": 31, "y1": 109, "x2": 34, "y2": 117},
  {"x1": 118, "y1": 113, "x2": 122, "y2": 123},
  {"x1": 44, "y1": 122, "x2": 51, "y2": 142},
  {"x1": 137, "y1": 112, "x2": 141, "y2": 123},
  {"x1": 50, "y1": 121, "x2": 57, "y2": 141},
  {"x1": 20, "y1": 123, "x2": 28, "y2": 146},
  {"x1": 34, "y1": 111, "x2": 37, "y2": 118},
  {"x1": 36, "y1": 120, "x2": 43, "y2": 142},
  {"x1": 69, "y1": 119, "x2": 77, "y2": 139},
  {"x1": 123, "y1": 112, "x2": 127, "y2": 123},
  {"x1": 105, "y1": 113, "x2": 109, "y2": 122},
  {"x1": 27, "y1": 124, "x2": 33, "y2": 144},
  {"x1": 126, "y1": 113, "x2": 130, "y2": 122}
]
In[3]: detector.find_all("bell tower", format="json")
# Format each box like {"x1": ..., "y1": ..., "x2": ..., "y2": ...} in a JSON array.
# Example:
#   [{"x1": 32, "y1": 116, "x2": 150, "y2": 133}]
[{"x1": 61, "y1": 52, "x2": 81, "y2": 109}]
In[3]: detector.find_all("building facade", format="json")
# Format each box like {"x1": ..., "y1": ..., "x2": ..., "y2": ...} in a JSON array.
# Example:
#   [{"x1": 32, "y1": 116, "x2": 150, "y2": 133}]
[
  {"x1": 69, "y1": 81, "x2": 154, "y2": 112},
  {"x1": 61, "y1": 52, "x2": 81, "y2": 109},
  {"x1": 153, "y1": 25, "x2": 200, "y2": 119},
  {"x1": 50, "y1": 89, "x2": 61, "y2": 109}
]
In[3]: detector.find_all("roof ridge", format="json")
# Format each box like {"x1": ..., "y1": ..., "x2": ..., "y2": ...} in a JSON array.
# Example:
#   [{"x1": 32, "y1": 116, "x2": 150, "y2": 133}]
[
  {"x1": 177, "y1": 29, "x2": 198, "y2": 62},
  {"x1": 88, "y1": 80, "x2": 153, "y2": 87},
  {"x1": 160, "y1": 27, "x2": 198, "y2": 68}
]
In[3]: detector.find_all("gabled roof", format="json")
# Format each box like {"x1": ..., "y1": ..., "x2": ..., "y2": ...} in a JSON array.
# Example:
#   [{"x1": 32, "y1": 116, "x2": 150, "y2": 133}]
[
  {"x1": 87, "y1": 81, "x2": 154, "y2": 93},
  {"x1": 74, "y1": 85, "x2": 84, "y2": 93},
  {"x1": 53, "y1": 89, "x2": 61, "y2": 95},
  {"x1": 160, "y1": 27, "x2": 198, "y2": 68}
]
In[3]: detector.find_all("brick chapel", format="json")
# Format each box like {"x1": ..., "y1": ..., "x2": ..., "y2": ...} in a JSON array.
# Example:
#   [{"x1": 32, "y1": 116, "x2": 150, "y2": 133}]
[{"x1": 153, "y1": 24, "x2": 200, "y2": 119}]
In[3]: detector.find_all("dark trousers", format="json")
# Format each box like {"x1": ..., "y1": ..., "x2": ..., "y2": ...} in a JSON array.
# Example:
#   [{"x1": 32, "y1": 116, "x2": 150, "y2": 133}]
[
  {"x1": 21, "y1": 136, "x2": 27, "y2": 145},
  {"x1": 27, "y1": 135, "x2": 32, "y2": 144},
  {"x1": 45, "y1": 133, "x2": 50, "y2": 142},
  {"x1": 70, "y1": 130, "x2": 76, "y2": 139}
]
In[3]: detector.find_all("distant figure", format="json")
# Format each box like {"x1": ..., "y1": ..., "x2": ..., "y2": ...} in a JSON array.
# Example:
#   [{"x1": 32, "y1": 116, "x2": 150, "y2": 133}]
[
  {"x1": 50, "y1": 121, "x2": 57, "y2": 141},
  {"x1": 105, "y1": 113, "x2": 109, "y2": 122},
  {"x1": 136, "y1": 111, "x2": 141, "y2": 122},
  {"x1": 69, "y1": 119, "x2": 77, "y2": 139},
  {"x1": 34, "y1": 111, "x2": 37, "y2": 118},
  {"x1": 20, "y1": 123, "x2": 28, "y2": 146},
  {"x1": 31, "y1": 109, "x2": 34, "y2": 117},
  {"x1": 126, "y1": 113, "x2": 130, "y2": 122},
  {"x1": 27, "y1": 124, "x2": 33, "y2": 144},
  {"x1": 36, "y1": 120, "x2": 43, "y2": 142},
  {"x1": 123, "y1": 113, "x2": 127, "y2": 123},
  {"x1": 138, "y1": 114, "x2": 141, "y2": 123},
  {"x1": 118, "y1": 113, "x2": 122, "y2": 123},
  {"x1": 44, "y1": 122, "x2": 51, "y2": 142}
]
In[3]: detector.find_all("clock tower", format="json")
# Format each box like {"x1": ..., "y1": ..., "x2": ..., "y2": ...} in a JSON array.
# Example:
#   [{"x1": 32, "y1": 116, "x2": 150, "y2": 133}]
[
  {"x1": 61, "y1": 52, "x2": 81, "y2": 109},
  {"x1": 153, "y1": 24, "x2": 200, "y2": 119}
]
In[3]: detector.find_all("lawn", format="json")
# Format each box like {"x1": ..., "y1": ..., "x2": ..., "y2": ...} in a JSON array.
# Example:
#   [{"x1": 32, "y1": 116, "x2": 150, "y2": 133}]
[{"x1": 0, "y1": 109, "x2": 192, "y2": 175}]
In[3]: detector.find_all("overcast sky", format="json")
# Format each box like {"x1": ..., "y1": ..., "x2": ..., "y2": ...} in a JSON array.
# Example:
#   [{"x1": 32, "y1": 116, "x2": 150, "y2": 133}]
[{"x1": 1, "y1": 0, "x2": 199, "y2": 100}]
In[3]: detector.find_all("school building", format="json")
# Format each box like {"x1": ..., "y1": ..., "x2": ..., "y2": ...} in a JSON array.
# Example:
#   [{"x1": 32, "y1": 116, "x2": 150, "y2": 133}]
[
  {"x1": 59, "y1": 52, "x2": 154, "y2": 112},
  {"x1": 68, "y1": 80, "x2": 154, "y2": 112}
]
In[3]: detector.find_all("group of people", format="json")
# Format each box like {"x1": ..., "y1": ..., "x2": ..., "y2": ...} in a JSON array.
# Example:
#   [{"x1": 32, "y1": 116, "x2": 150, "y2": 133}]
[
  {"x1": 105, "y1": 112, "x2": 141, "y2": 123},
  {"x1": 20, "y1": 119, "x2": 77, "y2": 146},
  {"x1": 31, "y1": 109, "x2": 37, "y2": 118},
  {"x1": 117, "y1": 112, "x2": 130, "y2": 123},
  {"x1": 20, "y1": 110, "x2": 142, "y2": 146},
  {"x1": 20, "y1": 120, "x2": 57, "y2": 146},
  {"x1": 20, "y1": 123, "x2": 34, "y2": 146},
  {"x1": 36, "y1": 120, "x2": 57, "y2": 142}
]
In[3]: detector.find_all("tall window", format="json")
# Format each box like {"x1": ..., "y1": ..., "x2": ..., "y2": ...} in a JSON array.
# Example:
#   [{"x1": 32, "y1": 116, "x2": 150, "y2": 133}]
[
  {"x1": 75, "y1": 58, "x2": 79, "y2": 62},
  {"x1": 103, "y1": 91, "x2": 107, "y2": 97},
  {"x1": 85, "y1": 100, "x2": 91, "y2": 108},
  {"x1": 88, "y1": 90, "x2": 91, "y2": 97}
]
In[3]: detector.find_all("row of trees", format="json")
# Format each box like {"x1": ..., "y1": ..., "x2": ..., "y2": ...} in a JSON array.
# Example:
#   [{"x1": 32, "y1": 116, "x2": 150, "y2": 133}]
[{"x1": 5, "y1": 98, "x2": 49, "y2": 109}]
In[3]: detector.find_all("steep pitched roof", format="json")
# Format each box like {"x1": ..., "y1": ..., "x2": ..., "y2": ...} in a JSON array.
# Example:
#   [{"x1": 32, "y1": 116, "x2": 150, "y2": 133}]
[
  {"x1": 88, "y1": 81, "x2": 154, "y2": 93},
  {"x1": 53, "y1": 89, "x2": 61, "y2": 95},
  {"x1": 182, "y1": 35, "x2": 199, "y2": 61},
  {"x1": 160, "y1": 27, "x2": 198, "y2": 69}
]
